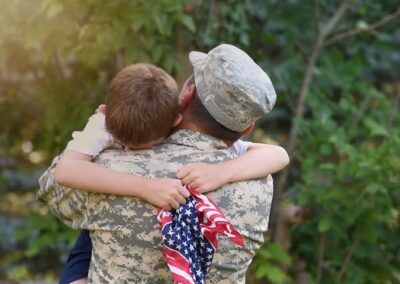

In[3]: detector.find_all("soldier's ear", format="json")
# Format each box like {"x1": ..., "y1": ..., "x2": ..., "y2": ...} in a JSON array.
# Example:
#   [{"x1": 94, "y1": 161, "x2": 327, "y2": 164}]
[
  {"x1": 179, "y1": 84, "x2": 196, "y2": 111},
  {"x1": 241, "y1": 123, "x2": 255, "y2": 137}
]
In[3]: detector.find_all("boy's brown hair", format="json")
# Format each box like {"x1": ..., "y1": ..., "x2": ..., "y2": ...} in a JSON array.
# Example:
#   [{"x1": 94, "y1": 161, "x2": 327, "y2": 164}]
[{"x1": 105, "y1": 63, "x2": 179, "y2": 147}]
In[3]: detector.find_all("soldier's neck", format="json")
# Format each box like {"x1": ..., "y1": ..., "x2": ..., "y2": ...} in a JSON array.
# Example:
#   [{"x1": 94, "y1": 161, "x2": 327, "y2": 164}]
[{"x1": 173, "y1": 121, "x2": 234, "y2": 147}]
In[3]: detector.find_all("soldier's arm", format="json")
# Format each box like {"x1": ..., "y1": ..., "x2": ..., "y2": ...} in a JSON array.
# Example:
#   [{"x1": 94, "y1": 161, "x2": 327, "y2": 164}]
[
  {"x1": 177, "y1": 143, "x2": 289, "y2": 193},
  {"x1": 37, "y1": 156, "x2": 91, "y2": 229}
]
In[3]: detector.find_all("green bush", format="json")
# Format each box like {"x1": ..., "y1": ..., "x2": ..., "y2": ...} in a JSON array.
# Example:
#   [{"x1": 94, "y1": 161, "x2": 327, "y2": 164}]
[{"x1": 1, "y1": 0, "x2": 399, "y2": 282}]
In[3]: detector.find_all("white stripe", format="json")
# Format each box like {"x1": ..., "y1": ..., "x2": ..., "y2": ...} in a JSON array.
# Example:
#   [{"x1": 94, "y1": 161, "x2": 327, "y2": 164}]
[
  {"x1": 168, "y1": 264, "x2": 195, "y2": 284},
  {"x1": 196, "y1": 204, "x2": 219, "y2": 212},
  {"x1": 201, "y1": 223, "x2": 217, "y2": 229},
  {"x1": 195, "y1": 193, "x2": 215, "y2": 206},
  {"x1": 204, "y1": 211, "x2": 225, "y2": 221},
  {"x1": 212, "y1": 217, "x2": 226, "y2": 223}
]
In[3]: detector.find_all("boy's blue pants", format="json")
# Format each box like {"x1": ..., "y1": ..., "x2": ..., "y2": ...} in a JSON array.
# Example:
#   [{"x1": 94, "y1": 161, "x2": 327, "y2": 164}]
[{"x1": 59, "y1": 230, "x2": 92, "y2": 284}]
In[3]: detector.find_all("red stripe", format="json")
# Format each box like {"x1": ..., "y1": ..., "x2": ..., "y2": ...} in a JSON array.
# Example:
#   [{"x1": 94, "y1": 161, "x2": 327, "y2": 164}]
[
  {"x1": 159, "y1": 185, "x2": 245, "y2": 284},
  {"x1": 163, "y1": 247, "x2": 194, "y2": 284},
  {"x1": 188, "y1": 186, "x2": 244, "y2": 247}
]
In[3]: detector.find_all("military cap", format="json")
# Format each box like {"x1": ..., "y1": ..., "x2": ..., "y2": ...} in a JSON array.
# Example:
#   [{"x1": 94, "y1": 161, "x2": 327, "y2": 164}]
[{"x1": 189, "y1": 44, "x2": 276, "y2": 132}]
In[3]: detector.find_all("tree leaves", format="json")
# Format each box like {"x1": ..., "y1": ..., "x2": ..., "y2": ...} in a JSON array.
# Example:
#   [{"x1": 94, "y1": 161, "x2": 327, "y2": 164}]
[{"x1": 253, "y1": 241, "x2": 292, "y2": 284}]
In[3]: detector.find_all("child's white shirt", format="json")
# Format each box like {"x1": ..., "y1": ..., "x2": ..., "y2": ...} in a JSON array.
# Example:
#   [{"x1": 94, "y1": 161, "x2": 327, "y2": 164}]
[
  {"x1": 229, "y1": 139, "x2": 251, "y2": 156},
  {"x1": 65, "y1": 112, "x2": 115, "y2": 157},
  {"x1": 65, "y1": 112, "x2": 251, "y2": 157}
]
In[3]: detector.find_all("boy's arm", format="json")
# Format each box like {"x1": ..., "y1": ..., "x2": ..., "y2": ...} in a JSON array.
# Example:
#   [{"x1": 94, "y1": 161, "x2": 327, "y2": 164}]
[
  {"x1": 55, "y1": 109, "x2": 188, "y2": 210},
  {"x1": 55, "y1": 151, "x2": 189, "y2": 210},
  {"x1": 177, "y1": 143, "x2": 289, "y2": 193}
]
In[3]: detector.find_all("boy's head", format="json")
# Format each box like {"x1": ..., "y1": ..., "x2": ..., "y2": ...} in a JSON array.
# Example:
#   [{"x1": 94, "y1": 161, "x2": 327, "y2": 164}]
[{"x1": 105, "y1": 63, "x2": 179, "y2": 149}]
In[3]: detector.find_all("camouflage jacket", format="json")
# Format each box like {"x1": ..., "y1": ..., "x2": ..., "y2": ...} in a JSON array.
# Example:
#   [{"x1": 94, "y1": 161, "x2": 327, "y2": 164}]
[{"x1": 38, "y1": 129, "x2": 274, "y2": 284}]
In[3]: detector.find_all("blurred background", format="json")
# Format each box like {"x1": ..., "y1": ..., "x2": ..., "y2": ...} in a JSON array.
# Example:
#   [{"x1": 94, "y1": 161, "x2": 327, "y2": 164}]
[{"x1": 1, "y1": 0, "x2": 399, "y2": 283}]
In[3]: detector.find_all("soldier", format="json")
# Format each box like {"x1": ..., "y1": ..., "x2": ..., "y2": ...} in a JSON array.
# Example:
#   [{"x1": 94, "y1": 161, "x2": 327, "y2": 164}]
[{"x1": 39, "y1": 44, "x2": 279, "y2": 283}]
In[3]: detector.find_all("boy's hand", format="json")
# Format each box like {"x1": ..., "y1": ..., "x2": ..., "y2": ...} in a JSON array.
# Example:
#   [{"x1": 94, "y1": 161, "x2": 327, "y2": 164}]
[
  {"x1": 97, "y1": 104, "x2": 106, "y2": 114},
  {"x1": 141, "y1": 178, "x2": 190, "y2": 210},
  {"x1": 177, "y1": 163, "x2": 229, "y2": 194}
]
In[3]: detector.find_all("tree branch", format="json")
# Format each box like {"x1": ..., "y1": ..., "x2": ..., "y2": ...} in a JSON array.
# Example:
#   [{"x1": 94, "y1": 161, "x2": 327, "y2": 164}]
[
  {"x1": 325, "y1": 5, "x2": 400, "y2": 46},
  {"x1": 337, "y1": 235, "x2": 361, "y2": 284},
  {"x1": 273, "y1": 0, "x2": 354, "y2": 238},
  {"x1": 287, "y1": 0, "x2": 353, "y2": 156},
  {"x1": 316, "y1": 233, "x2": 326, "y2": 284},
  {"x1": 320, "y1": 0, "x2": 353, "y2": 38},
  {"x1": 294, "y1": 41, "x2": 308, "y2": 60}
]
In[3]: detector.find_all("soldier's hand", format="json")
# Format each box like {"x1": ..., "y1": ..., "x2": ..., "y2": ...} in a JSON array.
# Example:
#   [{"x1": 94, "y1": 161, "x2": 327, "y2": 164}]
[{"x1": 142, "y1": 178, "x2": 190, "y2": 210}]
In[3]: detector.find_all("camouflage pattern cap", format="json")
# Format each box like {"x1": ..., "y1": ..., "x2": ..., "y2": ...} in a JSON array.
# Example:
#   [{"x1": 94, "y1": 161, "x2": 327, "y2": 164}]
[{"x1": 189, "y1": 44, "x2": 276, "y2": 132}]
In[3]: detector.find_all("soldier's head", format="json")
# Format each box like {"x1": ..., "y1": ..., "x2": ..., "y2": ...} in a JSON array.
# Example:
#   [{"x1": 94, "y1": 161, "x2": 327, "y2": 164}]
[
  {"x1": 178, "y1": 44, "x2": 276, "y2": 144},
  {"x1": 105, "y1": 63, "x2": 180, "y2": 149}
]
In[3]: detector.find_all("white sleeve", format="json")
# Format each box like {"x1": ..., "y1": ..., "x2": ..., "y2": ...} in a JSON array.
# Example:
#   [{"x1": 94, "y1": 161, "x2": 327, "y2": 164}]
[
  {"x1": 65, "y1": 112, "x2": 115, "y2": 157},
  {"x1": 229, "y1": 139, "x2": 252, "y2": 156}
]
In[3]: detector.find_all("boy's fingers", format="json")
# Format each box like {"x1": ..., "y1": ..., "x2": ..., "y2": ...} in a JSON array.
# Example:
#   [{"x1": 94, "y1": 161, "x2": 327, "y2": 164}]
[
  {"x1": 176, "y1": 168, "x2": 188, "y2": 179},
  {"x1": 170, "y1": 200, "x2": 180, "y2": 210},
  {"x1": 178, "y1": 187, "x2": 190, "y2": 198},
  {"x1": 190, "y1": 179, "x2": 201, "y2": 188},
  {"x1": 98, "y1": 104, "x2": 106, "y2": 113},
  {"x1": 181, "y1": 175, "x2": 195, "y2": 186},
  {"x1": 196, "y1": 187, "x2": 205, "y2": 194},
  {"x1": 175, "y1": 194, "x2": 186, "y2": 205},
  {"x1": 161, "y1": 205, "x2": 171, "y2": 211}
]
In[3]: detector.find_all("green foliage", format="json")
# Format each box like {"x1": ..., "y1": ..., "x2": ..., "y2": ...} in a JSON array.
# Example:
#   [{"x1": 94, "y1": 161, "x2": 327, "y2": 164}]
[
  {"x1": 1, "y1": 0, "x2": 399, "y2": 282},
  {"x1": 0, "y1": 0, "x2": 194, "y2": 156},
  {"x1": 293, "y1": 84, "x2": 400, "y2": 282},
  {"x1": 15, "y1": 211, "x2": 79, "y2": 258},
  {"x1": 238, "y1": 0, "x2": 399, "y2": 283},
  {"x1": 187, "y1": 0, "x2": 251, "y2": 49},
  {"x1": 0, "y1": 0, "x2": 195, "y2": 280},
  {"x1": 252, "y1": 240, "x2": 292, "y2": 284}
]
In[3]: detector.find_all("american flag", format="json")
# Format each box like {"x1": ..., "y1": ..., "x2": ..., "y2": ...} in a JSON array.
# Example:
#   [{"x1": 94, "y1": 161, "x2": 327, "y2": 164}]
[{"x1": 157, "y1": 186, "x2": 244, "y2": 284}]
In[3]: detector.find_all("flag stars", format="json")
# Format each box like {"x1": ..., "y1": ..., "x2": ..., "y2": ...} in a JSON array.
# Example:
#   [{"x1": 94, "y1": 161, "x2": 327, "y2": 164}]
[{"x1": 158, "y1": 189, "x2": 243, "y2": 284}]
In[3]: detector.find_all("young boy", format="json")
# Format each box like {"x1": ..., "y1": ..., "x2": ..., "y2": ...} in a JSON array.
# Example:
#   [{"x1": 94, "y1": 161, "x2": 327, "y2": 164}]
[{"x1": 55, "y1": 64, "x2": 289, "y2": 284}]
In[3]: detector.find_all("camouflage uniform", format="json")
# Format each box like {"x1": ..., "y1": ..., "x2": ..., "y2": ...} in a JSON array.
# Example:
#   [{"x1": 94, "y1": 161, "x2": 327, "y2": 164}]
[
  {"x1": 39, "y1": 44, "x2": 277, "y2": 283},
  {"x1": 38, "y1": 130, "x2": 273, "y2": 283}
]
